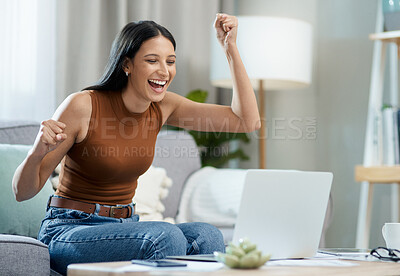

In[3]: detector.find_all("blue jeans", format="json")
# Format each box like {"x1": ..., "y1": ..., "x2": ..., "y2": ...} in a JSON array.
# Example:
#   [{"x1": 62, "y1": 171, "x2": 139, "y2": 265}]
[{"x1": 38, "y1": 196, "x2": 225, "y2": 275}]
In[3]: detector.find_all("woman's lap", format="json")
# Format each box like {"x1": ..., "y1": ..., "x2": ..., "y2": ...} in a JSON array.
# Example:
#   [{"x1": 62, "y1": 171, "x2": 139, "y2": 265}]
[{"x1": 38, "y1": 207, "x2": 225, "y2": 275}]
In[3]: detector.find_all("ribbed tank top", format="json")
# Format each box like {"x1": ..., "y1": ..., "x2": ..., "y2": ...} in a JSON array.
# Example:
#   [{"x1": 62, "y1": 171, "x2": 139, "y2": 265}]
[{"x1": 55, "y1": 90, "x2": 163, "y2": 205}]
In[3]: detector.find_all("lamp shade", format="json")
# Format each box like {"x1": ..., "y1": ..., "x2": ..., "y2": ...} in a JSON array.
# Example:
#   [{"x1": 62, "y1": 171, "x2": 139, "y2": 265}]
[{"x1": 210, "y1": 16, "x2": 313, "y2": 90}]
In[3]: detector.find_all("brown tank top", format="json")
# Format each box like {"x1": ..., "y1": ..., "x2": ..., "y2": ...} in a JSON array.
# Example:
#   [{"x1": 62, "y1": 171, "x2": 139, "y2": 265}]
[{"x1": 55, "y1": 90, "x2": 163, "y2": 205}]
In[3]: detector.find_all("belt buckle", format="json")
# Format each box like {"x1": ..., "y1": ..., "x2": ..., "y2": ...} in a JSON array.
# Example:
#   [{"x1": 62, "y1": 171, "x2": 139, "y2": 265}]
[{"x1": 110, "y1": 206, "x2": 124, "y2": 218}]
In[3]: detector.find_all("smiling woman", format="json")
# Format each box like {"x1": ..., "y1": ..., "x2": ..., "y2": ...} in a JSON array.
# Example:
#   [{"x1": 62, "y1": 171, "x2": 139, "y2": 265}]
[{"x1": 12, "y1": 15, "x2": 260, "y2": 275}]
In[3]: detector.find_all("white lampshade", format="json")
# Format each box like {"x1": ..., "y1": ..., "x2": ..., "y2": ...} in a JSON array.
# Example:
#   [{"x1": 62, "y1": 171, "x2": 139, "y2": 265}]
[{"x1": 210, "y1": 16, "x2": 313, "y2": 90}]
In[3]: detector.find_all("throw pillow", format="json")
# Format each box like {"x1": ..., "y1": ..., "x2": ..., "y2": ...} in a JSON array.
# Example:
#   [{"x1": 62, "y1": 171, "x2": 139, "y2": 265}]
[
  {"x1": 50, "y1": 163, "x2": 61, "y2": 190},
  {"x1": 134, "y1": 166, "x2": 175, "y2": 223},
  {"x1": 176, "y1": 166, "x2": 247, "y2": 227},
  {"x1": 0, "y1": 144, "x2": 54, "y2": 238}
]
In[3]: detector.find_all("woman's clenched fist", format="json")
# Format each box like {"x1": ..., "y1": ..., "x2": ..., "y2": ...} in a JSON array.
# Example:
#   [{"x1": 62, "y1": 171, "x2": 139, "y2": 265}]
[
  {"x1": 32, "y1": 120, "x2": 68, "y2": 157},
  {"x1": 214, "y1": 13, "x2": 238, "y2": 50}
]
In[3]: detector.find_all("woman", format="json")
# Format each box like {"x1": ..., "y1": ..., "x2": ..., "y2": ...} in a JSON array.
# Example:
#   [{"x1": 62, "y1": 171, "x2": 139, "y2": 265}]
[{"x1": 12, "y1": 13, "x2": 260, "y2": 274}]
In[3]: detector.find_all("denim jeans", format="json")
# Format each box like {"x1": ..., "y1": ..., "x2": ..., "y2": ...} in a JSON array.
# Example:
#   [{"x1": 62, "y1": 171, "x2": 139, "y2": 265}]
[{"x1": 38, "y1": 196, "x2": 225, "y2": 275}]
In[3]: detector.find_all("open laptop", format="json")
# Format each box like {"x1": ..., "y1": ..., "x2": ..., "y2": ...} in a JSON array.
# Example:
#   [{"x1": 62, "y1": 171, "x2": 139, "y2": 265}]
[{"x1": 167, "y1": 169, "x2": 333, "y2": 261}]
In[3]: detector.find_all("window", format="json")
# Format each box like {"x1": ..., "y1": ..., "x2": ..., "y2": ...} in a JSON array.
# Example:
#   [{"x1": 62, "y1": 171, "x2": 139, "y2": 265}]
[{"x1": 0, "y1": 0, "x2": 56, "y2": 121}]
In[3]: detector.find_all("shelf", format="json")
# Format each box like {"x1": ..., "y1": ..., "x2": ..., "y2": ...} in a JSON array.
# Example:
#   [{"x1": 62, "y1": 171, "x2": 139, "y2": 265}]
[
  {"x1": 356, "y1": 4, "x2": 400, "y2": 249},
  {"x1": 355, "y1": 165, "x2": 400, "y2": 183},
  {"x1": 369, "y1": 30, "x2": 400, "y2": 44}
]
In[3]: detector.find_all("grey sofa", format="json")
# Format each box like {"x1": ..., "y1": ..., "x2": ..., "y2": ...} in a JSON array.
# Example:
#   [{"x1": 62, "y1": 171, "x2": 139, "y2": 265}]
[{"x1": 0, "y1": 121, "x2": 201, "y2": 276}]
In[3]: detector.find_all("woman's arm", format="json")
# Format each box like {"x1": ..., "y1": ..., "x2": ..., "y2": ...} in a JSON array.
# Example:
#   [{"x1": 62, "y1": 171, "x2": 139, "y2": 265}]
[
  {"x1": 161, "y1": 14, "x2": 260, "y2": 133},
  {"x1": 12, "y1": 92, "x2": 91, "y2": 201},
  {"x1": 215, "y1": 13, "x2": 261, "y2": 131}
]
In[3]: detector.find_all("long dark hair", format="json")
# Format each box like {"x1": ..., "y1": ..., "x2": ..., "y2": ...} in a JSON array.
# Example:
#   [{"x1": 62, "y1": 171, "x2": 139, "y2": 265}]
[{"x1": 83, "y1": 21, "x2": 176, "y2": 91}]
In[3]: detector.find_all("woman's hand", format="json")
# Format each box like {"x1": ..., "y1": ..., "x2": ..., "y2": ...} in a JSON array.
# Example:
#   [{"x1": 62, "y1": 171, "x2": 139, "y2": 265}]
[
  {"x1": 214, "y1": 13, "x2": 238, "y2": 50},
  {"x1": 32, "y1": 120, "x2": 67, "y2": 158}
]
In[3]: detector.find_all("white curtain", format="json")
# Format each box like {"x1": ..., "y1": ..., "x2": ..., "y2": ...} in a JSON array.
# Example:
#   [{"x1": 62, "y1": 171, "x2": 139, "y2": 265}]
[{"x1": 0, "y1": 0, "x2": 56, "y2": 122}]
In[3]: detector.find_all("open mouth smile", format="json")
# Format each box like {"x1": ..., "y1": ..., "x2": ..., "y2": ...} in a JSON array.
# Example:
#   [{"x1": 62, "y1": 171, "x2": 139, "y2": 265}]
[{"x1": 148, "y1": 79, "x2": 167, "y2": 93}]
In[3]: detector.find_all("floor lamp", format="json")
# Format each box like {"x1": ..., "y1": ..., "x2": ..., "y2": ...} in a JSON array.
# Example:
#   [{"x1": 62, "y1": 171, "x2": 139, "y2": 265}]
[{"x1": 210, "y1": 16, "x2": 313, "y2": 169}]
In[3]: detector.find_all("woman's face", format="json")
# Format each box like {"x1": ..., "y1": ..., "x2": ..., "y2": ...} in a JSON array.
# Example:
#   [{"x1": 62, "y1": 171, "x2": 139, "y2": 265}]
[{"x1": 127, "y1": 35, "x2": 176, "y2": 103}]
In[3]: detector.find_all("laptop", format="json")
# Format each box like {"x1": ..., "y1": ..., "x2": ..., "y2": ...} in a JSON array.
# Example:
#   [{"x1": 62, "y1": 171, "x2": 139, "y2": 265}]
[{"x1": 167, "y1": 169, "x2": 333, "y2": 261}]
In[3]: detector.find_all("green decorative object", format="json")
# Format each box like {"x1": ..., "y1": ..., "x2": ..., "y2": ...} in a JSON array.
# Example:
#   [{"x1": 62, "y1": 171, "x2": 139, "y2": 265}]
[
  {"x1": 165, "y1": 89, "x2": 250, "y2": 168},
  {"x1": 214, "y1": 238, "x2": 271, "y2": 269}
]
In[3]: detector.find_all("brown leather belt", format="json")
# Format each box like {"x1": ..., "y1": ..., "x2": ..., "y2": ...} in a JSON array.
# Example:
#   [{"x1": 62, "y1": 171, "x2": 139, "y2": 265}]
[{"x1": 48, "y1": 197, "x2": 133, "y2": 219}]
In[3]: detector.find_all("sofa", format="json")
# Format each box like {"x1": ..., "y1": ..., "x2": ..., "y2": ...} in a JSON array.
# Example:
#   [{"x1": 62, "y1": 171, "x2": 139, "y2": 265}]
[{"x1": 0, "y1": 120, "x2": 332, "y2": 276}]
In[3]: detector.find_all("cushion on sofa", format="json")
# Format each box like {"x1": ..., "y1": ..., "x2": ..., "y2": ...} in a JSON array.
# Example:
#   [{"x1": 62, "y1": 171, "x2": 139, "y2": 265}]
[
  {"x1": 0, "y1": 144, "x2": 54, "y2": 238},
  {"x1": 0, "y1": 234, "x2": 50, "y2": 276},
  {"x1": 176, "y1": 166, "x2": 247, "y2": 227},
  {"x1": 176, "y1": 167, "x2": 247, "y2": 243},
  {"x1": 134, "y1": 165, "x2": 174, "y2": 223}
]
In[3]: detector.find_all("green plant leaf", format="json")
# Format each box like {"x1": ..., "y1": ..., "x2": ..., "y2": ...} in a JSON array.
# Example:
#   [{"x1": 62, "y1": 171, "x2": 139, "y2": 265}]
[{"x1": 186, "y1": 89, "x2": 208, "y2": 103}]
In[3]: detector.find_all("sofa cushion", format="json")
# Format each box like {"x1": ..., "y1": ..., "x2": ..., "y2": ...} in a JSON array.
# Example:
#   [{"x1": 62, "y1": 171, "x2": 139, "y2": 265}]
[
  {"x1": 134, "y1": 166, "x2": 174, "y2": 223},
  {"x1": 152, "y1": 130, "x2": 201, "y2": 218},
  {"x1": 0, "y1": 234, "x2": 50, "y2": 276},
  {"x1": 0, "y1": 144, "x2": 54, "y2": 238},
  {"x1": 176, "y1": 167, "x2": 247, "y2": 227}
]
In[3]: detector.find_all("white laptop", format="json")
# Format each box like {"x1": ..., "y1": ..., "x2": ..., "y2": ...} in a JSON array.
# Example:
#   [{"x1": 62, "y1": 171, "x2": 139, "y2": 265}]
[
  {"x1": 167, "y1": 169, "x2": 333, "y2": 261},
  {"x1": 232, "y1": 169, "x2": 333, "y2": 260}
]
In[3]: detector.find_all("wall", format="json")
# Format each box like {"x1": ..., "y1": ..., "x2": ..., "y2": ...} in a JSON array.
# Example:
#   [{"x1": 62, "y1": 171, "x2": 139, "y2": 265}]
[{"x1": 238, "y1": 0, "x2": 389, "y2": 248}]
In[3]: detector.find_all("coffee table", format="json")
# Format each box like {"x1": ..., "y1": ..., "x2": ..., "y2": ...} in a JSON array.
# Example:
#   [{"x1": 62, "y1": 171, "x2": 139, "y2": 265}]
[{"x1": 67, "y1": 259, "x2": 400, "y2": 276}]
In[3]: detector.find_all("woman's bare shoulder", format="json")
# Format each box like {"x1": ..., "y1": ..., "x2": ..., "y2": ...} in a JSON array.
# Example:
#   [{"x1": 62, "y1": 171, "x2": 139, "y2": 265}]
[
  {"x1": 67, "y1": 90, "x2": 92, "y2": 109},
  {"x1": 51, "y1": 91, "x2": 93, "y2": 143},
  {"x1": 51, "y1": 91, "x2": 92, "y2": 133},
  {"x1": 53, "y1": 91, "x2": 92, "y2": 118}
]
